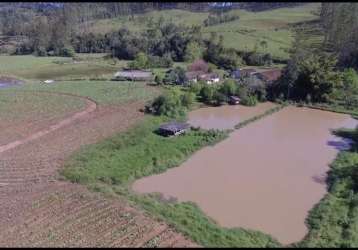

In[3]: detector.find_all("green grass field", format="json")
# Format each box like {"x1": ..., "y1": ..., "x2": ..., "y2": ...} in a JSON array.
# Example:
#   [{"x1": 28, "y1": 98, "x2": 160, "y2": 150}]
[
  {"x1": 0, "y1": 89, "x2": 86, "y2": 122},
  {"x1": 84, "y1": 3, "x2": 320, "y2": 60},
  {"x1": 15, "y1": 80, "x2": 160, "y2": 105},
  {"x1": 0, "y1": 54, "x2": 129, "y2": 81}
]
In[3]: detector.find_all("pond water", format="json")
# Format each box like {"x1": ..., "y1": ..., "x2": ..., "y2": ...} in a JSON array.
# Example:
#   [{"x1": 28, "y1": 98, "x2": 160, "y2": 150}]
[
  {"x1": 132, "y1": 106, "x2": 358, "y2": 245},
  {"x1": 0, "y1": 80, "x2": 22, "y2": 88},
  {"x1": 188, "y1": 102, "x2": 277, "y2": 130}
]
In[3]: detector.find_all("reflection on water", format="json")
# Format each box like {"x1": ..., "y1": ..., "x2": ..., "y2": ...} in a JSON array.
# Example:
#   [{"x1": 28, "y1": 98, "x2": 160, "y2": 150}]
[
  {"x1": 188, "y1": 102, "x2": 277, "y2": 130},
  {"x1": 133, "y1": 106, "x2": 358, "y2": 244}
]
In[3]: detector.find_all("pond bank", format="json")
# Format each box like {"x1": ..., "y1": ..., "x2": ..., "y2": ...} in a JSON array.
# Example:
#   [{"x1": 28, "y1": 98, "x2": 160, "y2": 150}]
[{"x1": 133, "y1": 105, "x2": 358, "y2": 244}]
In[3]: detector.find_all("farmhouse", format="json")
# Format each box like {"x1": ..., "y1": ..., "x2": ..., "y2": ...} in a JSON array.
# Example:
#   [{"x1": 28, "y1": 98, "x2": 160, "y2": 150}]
[
  {"x1": 185, "y1": 71, "x2": 202, "y2": 83},
  {"x1": 113, "y1": 70, "x2": 153, "y2": 81},
  {"x1": 158, "y1": 122, "x2": 190, "y2": 137},
  {"x1": 198, "y1": 73, "x2": 220, "y2": 84},
  {"x1": 185, "y1": 71, "x2": 220, "y2": 85}
]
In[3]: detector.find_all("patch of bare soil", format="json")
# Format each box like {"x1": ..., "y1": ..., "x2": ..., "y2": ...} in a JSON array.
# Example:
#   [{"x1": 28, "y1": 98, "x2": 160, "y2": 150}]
[{"x1": 0, "y1": 93, "x2": 198, "y2": 247}]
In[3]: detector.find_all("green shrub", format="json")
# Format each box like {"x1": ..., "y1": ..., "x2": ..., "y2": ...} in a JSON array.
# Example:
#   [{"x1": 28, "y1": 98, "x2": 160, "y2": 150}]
[{"x1": 241, "y1": 95, "x2": 258, "y2": 106}]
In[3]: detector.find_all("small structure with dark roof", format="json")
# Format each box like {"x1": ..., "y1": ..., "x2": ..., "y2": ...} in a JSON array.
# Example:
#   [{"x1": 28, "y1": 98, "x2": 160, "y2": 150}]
[
  {"x1": 229, "y1": 96, "x2": 241, "y2": 105},
  {"x1": 158, "y1": 122, "x2": 190, "y2": 137}
]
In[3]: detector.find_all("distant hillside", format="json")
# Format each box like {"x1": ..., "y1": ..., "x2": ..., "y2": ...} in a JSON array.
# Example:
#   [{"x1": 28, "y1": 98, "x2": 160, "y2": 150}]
[{"x1": 81, "y1": 3, "x2": 320, "y2": 60}]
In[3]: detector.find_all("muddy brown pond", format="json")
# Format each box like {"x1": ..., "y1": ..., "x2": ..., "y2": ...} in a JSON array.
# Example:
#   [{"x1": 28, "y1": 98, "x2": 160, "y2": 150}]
[{"x1": 132, "y1": 105, "x2": 358, "y2": 245}]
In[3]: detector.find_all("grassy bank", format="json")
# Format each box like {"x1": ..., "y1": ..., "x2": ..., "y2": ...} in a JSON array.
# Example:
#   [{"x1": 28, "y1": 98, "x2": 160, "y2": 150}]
[
  {"x1": 234, "y1": 103, "x2": 287, "y2": 129},
  {"x1": 296, "y1": 102, "x2": 358, "y2": 117},
  {"x1": 297, "y1": 127, "x2": 358, "y2": 247},
  {"x1": 61, "y1": 108, "x2": 282, "y2": 247}
]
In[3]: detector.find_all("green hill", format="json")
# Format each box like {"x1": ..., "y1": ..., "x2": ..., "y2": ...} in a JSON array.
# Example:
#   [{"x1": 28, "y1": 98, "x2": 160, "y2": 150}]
[{"x1": 82, "y1": 3, "x2": 321, "y2": 60}]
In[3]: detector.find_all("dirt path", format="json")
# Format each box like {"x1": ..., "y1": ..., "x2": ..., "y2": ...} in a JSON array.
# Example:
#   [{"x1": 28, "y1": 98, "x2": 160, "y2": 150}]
[{"x1": 0, "y1": 90, "x2": 197, "y2": 247}]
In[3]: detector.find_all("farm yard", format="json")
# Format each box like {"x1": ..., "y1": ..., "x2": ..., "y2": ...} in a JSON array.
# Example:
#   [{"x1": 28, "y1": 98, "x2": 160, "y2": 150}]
[
  {"x1": 0, "y1": 54, "x2": 197, "y2": 247},
  {"x1": 1, "y1": 2, "x2": 358, "y2": 248}
]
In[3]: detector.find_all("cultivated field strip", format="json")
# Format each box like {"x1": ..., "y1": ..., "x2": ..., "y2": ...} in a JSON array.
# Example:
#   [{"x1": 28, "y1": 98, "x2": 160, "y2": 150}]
[
  {"x1": 0, "y1": 90, "x2": 197, "y2": 247},
  {"x1": 0, "y1": 187, "x2": 198, "y2": 247}
]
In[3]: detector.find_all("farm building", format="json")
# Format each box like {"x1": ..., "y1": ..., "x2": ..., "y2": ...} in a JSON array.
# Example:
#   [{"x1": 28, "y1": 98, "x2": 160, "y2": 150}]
[
  {"x1": 198, "y1": 73, "x2": 220, "y2": 84},
  {"x1": 185, "y1": 71, "x2": 220, "y2": 85},
  {"x1": 229, "y1": 96, "x2": 241, "y2": 105},
  {"x1": 158, "y1": 122, "x2": 190, "y2": 137},
  {"x1": 185, "y1": 71, "x2": 202, "y2": 83},
  {"x1": 113, "y1": 70, "x2": 153, "y2": 81}
]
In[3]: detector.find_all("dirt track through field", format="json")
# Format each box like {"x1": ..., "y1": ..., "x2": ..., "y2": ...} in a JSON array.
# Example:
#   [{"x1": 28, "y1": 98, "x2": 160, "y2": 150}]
[
  {"x1": 0, "y1": 89, "x2": 197, "y2": 247},
  {"x1": 0, "y1": 91, "x2": 97, "y2": 154}
]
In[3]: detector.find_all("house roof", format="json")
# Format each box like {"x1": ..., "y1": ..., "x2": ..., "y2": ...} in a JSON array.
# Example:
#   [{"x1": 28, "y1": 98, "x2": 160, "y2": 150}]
[
  {"x1": 256, "y1": 69, "x2": 282, "y2": 82},
  {"x1": 159, "y1": 122, "x2": 190, "y2": 132},
  {"x1": 198, "y1": 73, "x2": 219, "y2": 81},
  {"x1": 185, "y1": 71, "x2": 204, "y2": 80}
]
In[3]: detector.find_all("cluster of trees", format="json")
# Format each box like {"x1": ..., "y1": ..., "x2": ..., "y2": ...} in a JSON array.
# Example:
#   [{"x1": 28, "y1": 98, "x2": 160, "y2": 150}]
[
  {"x1": 244, "y1": 52, "x2": 273, "y2": 66},
  {"x1": 270, "y1": 3, "x2": 358, "y2": 109},
  {"x1": 203, "y1": 12, "x2": 240, "y2": 27},
  {"x1": 203, "y1": 33, "x2": 243, "y2": 70},
  {"x1": 148, "y1": 76, "x2": 269, "y2": 118},
  {"x1": 12, "y1": 12, "x2": 75, "y2": 56},
  {"x1": 162, "y1": 67, "x2": 188, "y2": 85},
  {"x1": 271, "y1": 50, "x2": 358, "y2": 106},
  {"x1": 189, "y1": 79, "x2": 261, "y2": 107},
  {"x1": 147, "y1": 88, "x2": 195, "y2": 118},
  {"x1": 128, "y1": 52, "x2": 173, "y2": 70},
  {"x1": 320, "y1": 3, "x2": 358, "y2": 70}
]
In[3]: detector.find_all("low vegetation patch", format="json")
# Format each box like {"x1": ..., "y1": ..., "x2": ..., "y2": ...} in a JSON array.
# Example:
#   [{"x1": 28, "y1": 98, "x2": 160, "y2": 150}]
[
  {"x1": 61, "y1": 115, "x2": 227, "y2": 186},
  {"x1": 234, "y1": 104, "x2": 286, "y2": 129}
]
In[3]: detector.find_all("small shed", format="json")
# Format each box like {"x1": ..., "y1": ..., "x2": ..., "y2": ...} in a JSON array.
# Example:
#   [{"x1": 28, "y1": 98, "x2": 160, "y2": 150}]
[
  {"x1": 158, "y1": 122, "x2": 190, "y2": 137},
  {"x1": 229, "y1": 96, "x2": 241, "y2": 105}
]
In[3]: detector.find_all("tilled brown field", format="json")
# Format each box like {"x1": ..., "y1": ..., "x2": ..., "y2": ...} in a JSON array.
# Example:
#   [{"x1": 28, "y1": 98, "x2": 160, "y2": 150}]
[
  {"x1": 0, "y1": 90, "x2": 198, "y2": 247},
  {"x1": 0, "y1": 183, "x2": 197, "y2": 248}
]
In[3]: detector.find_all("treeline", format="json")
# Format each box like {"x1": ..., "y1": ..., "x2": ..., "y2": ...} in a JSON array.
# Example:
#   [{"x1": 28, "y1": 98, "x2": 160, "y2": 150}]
[
  {"x1": 320, "y1": 3, "x2": 358, "y2": 70},
  {"x1": 203, "y1": 12, "x2": 240, "y2": 27},
  {"x1": 269, "y1": 3, "x2": 358, "y2": 109}
]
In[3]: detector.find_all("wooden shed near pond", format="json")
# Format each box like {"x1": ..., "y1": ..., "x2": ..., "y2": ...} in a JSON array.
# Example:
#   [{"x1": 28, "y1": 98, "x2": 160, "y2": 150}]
[{"x1": 158, "y1": 122, "x2": 190, "y2": 137}]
